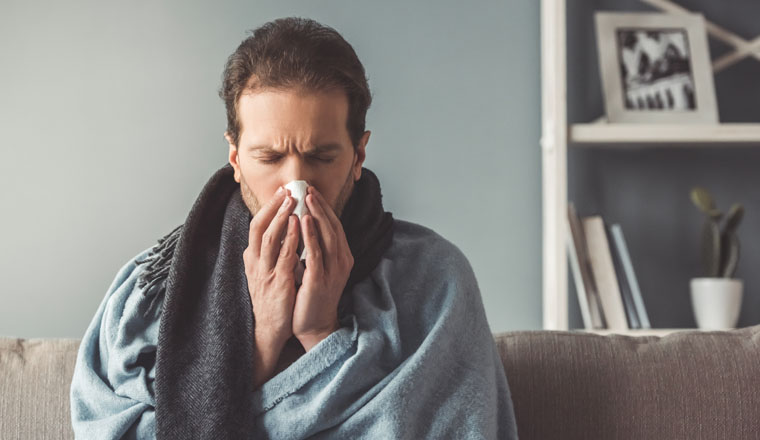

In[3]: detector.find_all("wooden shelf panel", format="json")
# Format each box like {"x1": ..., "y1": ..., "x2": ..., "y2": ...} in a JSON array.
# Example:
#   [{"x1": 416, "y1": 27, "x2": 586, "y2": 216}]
[{"x1": 570, "y1": 123, "x2": 760, "y2": 146}]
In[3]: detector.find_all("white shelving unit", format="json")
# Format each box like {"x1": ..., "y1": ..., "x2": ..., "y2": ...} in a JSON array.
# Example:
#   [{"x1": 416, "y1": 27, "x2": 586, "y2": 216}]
[
  {"x1": 572, "y1": 123, "x2": 760, "y2": 146},
  {"x1": 540, "y1": 0, "x2": 760, "y2": 336}
]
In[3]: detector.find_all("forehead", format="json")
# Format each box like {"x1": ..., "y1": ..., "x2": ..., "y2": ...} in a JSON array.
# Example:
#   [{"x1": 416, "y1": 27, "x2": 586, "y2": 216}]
[{"x1": 236, "y1": 88, "x2": 350, "y2": 146}]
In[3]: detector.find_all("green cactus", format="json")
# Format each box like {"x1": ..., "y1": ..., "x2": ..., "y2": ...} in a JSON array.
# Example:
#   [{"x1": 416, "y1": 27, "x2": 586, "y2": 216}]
[{"x1": 690, "y1": 187, "x2": 744, "y2": 278}]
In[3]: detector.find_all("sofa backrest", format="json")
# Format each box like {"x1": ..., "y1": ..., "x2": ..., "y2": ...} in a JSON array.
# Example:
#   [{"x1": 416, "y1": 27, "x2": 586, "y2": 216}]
[
  {"x1": 495, "y1": 325, "x2": 760, "y2": 440},
  {"x1": 4, "y1": 327, "x2": 760, "y2": 440},
  {"x1": 0, "y1": 337, "x2": 79, "y2": 440}
]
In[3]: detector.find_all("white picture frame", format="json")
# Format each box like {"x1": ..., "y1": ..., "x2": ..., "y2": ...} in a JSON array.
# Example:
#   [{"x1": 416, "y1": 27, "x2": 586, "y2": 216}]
[{"x1": 595, "y1": 12, "x2": 719, "y2": 124}]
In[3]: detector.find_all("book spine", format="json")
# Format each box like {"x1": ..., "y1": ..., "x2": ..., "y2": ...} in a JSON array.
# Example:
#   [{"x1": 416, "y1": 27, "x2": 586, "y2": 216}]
[
  {"x1": 568, "y1": 202, "x2": 605, "y2": 329},
  {"x1": 582, "y1": 216, "x2": 629, "y2": 330},
  {"x1": 608, "y1": 224, "x2": 641, "y2": 329},
  {"x1": 566, "y1": 214, "x2": 593, "y2": 329},
  {"x1": 610, "y1": 224, "x2": 651, "y2": 329}
]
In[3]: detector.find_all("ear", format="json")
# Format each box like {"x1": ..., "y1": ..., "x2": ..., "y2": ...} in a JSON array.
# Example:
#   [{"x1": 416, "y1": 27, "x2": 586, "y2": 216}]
[
  {"x1": 352, "y1": 130, "x2": 370, "y2": 182},
  {"x1": 225, "y1": 131, "x2": 241, "y2": 183}
]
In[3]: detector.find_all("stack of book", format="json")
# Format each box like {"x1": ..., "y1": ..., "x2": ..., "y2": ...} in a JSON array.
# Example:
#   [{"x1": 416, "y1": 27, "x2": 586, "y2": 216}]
[{"x1": 567, "y1": 202, "x2": 651, "y2": 330}]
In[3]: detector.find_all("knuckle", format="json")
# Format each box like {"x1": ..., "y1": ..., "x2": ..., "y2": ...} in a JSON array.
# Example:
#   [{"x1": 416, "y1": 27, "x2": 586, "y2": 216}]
[
  {"x1": 287, "y1": 223, "x2": 298, "y2": 237},
  {"x1": 244, "y1": 251, "x2": 257, "y2": 271},
  {"x1": 266, "y1": 270, "x2": 278, "y2": 284},
  {"x1": 251, "y1": 220, "x2": 265, "y2": 236},
  {"x1": 279, "y1": 245, "x2": 293, "y2": 260},
  {"x1": 262, "y1": 231, "x2": 275, "y2": 246}
]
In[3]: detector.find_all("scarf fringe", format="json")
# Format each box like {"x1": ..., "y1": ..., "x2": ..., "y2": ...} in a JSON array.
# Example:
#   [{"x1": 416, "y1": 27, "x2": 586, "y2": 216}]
[{"x1": 135, "y1": 224, "x2": 183, "y2": 318}]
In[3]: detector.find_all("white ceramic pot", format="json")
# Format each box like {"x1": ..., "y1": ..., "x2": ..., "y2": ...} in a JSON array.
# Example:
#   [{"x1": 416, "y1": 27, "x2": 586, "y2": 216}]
[{"x1": 690, "y1": 278, "x2": 743, "y2": 330}]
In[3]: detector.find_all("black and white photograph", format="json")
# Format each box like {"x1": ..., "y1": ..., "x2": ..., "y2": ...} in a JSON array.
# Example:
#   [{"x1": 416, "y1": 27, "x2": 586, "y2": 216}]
[
  {"x1": 617, "y1": 28, "x2": 696, "y2": 111},
  {"x1": 595, "y1": 12, "x2": 718, "y2": 123}
]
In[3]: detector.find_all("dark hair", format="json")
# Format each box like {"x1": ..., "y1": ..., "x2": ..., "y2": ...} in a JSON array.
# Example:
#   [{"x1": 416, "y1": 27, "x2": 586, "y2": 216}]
[{"x1": 219, "y1": 17, "x2": 372, "y2": 149}]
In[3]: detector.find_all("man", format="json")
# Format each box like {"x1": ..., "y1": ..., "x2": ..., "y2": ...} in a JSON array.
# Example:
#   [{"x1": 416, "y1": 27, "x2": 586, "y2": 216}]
[{"x1": 70, "y1": 17, "x2": 518, "y2": 439}]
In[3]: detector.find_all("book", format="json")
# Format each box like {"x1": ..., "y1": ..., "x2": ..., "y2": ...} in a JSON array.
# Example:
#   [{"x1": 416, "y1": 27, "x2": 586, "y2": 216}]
[
  {"x1": 582, "y1": 215, "x2": 629, "y2": 330},
  {"x1": 567, "y1": 214, "x2": 592, "y2": 328},
  {"x1": 567, "y1": 203, "x2": 605, "y2": 329},
  {"x1": 609, "y1": 223, "x2": 651, "y2": 329},
  {"x1": 607, "y1": 223, "x2": 641, "y2": 329}
]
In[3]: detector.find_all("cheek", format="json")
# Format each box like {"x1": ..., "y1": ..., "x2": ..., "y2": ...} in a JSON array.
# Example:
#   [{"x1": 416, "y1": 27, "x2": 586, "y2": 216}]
[
  {"x1": 309, "y1": 178, "x2": 336, "y2": 204},
  {"x1": 239, "y1": 167, "x2": 279, "y2": 204},
  {"x1": 240, "y1": 157, "x2": 274, "y2": 180}
]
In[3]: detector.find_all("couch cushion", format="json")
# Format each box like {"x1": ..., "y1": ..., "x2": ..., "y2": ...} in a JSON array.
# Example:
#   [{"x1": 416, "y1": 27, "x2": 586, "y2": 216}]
[
  {"x1": 494, "y1": 326, "x2": 760, "y2": 440},
  {"x1": 0, "y1": 338, "x2": 80, "y2": 440}
]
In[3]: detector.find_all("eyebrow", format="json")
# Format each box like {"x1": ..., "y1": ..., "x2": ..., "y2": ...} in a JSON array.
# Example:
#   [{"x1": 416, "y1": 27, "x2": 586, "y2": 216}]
[{"x1": 246, "y1": 143, "x2": 342, "y2": 155}]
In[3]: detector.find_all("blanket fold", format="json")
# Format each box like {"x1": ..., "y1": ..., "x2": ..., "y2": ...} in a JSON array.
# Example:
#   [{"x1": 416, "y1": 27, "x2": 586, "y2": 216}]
[{"x1": 247, "y1": 219, "x2": 518, "y2": 438}]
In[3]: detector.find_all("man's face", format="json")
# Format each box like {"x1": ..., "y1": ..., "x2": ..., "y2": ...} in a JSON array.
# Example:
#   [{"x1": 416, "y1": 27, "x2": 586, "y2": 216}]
[{"x1": 226, "y1": 88, "x2": 369, "y2": 219}]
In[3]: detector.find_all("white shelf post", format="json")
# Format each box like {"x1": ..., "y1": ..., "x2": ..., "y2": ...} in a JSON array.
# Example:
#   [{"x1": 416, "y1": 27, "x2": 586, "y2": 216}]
[{"x1": 541, "y1": 0, "x2": 568, "y2": 330}]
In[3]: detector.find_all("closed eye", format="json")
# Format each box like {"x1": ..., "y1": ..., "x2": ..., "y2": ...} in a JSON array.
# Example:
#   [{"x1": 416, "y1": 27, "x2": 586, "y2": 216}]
[
  {"x1": 258, "y1": 156, "x2": 335, "y2": 164},
  {"x1": 257, "y1": 156, "x2": 335, "y2": 164},
  {"x1": 309, "y1": 156, "x2": 335, "y2": 163},
  {"x1": 258, "y1": 156, "x2": 281, "y2": 164}
]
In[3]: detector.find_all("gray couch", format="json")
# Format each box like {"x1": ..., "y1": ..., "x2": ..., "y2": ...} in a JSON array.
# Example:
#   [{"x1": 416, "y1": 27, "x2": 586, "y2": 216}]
[{"x1": 2, "y1": 326, "x2": 760, "y2": 439}]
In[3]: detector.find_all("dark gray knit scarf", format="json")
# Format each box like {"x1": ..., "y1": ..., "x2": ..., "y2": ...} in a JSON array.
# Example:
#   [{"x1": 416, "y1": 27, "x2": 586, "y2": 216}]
[{"x1": 134, "y1": 163, "x2": 394, "y2": 439}]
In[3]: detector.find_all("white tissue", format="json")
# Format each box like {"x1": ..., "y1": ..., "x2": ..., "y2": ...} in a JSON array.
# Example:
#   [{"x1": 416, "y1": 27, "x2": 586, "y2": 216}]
[
  {"x1": 285, "y1": 180, "x2": 309, "y2": 220},
  {"x1": 284, "y1": 180, "x2": 310, "y2": 265}
]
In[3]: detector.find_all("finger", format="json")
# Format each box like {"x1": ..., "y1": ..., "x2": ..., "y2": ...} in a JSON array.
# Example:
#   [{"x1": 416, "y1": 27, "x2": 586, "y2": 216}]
[
  {"x1": 304, "y1": 195, "x2": 333, "y2": 270},
  {"x1": 302, "y1": 214, "x2": 324, "y2": 279},
  {"x1": 275, "y1": 214, "x2": 300, "y2": 275},
  {"x1": 309, "y1": 187, "x2": 351, "y2": 256},
  {"x1": 308, "y1": 186, "x2": 342, "y2": 232},
  {"x1": 306, "y1": 189, "x2": 352, "y2": 272},
  {"x1": 261, "y1": 194, "x2": 297, "y2": 270},
  {"x1": 304, "y1": 192, "x2": 336, "y2": 257},
  {"x1": 309, "y1": 186, "x2": 354, "y2": 272},
  {"x1": 250, "y1": 187, "x2": 288, "y2": 258}
]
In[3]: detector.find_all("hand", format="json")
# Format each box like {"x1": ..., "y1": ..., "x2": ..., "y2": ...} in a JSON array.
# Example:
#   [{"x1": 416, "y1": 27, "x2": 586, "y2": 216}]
[
  {"x1": 292, "y1": 186, "x2": 354, "y2": 350},
  {"x1": 244, "y1": 186, "x2": 301, "y2": 350}
]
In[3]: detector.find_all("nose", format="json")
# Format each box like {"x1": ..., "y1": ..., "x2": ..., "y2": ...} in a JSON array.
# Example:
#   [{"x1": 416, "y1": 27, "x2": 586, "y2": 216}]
[{"x1": 280, "y1": 156, "x2": 311, "y2": 185}]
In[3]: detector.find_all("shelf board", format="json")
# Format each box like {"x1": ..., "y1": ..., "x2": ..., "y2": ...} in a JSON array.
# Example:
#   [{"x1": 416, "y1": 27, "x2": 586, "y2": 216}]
[
  {"x1": 570, "y1": 123, "x2": 760, "y2": 146},
  {"x1": 574, "y1": 328, "x2": 707, "y2": 337}
]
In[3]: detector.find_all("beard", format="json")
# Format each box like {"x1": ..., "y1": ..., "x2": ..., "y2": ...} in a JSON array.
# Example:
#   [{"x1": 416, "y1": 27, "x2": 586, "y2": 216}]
[{"x1": 239, "y1": 167, "x2": 355, "y2": 221}]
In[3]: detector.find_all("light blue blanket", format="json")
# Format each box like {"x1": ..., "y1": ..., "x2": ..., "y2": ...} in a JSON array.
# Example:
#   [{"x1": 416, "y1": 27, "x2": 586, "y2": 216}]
[{"x1": 70, "y1": 219, "x2": 518, "y2": 439}]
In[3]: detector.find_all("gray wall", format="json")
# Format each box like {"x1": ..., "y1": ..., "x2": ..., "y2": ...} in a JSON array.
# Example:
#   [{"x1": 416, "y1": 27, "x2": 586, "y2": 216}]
[
  {"x1": 567, "y1": 0, "x2": 760, "y2": 329},
  {"x1": 0, "y1": 0, "x2": 542, "y2": 338}
]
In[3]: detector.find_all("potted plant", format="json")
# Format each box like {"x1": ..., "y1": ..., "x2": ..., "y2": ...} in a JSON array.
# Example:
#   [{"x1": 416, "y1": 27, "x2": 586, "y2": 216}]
[{"x1": 689, "y1": 187, "x2": 745, "y2": 329}]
